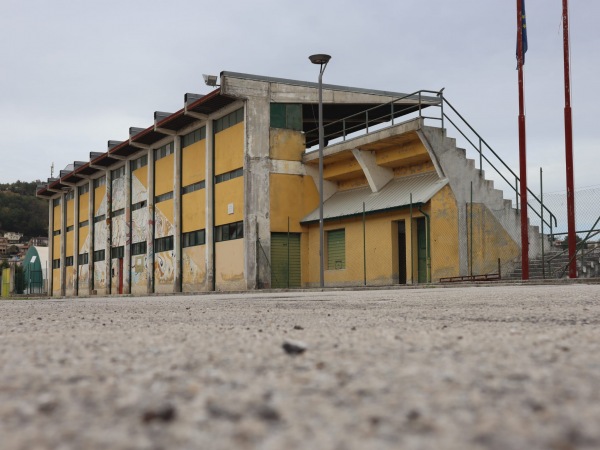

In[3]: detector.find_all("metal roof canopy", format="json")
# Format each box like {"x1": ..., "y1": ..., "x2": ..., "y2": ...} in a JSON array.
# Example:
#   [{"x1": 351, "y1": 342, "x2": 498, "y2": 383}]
[{"x1": 301, "y1": 172, "x2": 448, "y2": 223}]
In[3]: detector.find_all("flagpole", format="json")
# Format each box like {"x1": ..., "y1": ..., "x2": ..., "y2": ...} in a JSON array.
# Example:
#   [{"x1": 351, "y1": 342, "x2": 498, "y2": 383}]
[
  {"x1": 517, "y1": 0, "x2": 529, "y2": 280},
  {"x1": 563, "y1": 0, "x2": 577, "y2": 278}
]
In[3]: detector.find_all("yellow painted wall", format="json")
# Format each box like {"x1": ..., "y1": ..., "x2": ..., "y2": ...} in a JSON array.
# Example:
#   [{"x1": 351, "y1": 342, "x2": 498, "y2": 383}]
[
  {"x1": 182, "y1": 245, "x2": 206, "y2": 292},
  {"x1": 66, "y1": 199, "x2": 74, "y2": 227},
  {"x1": 394, "y1": 161, "x2": 436, "y2": 177},
  {"x1": 182, "y1": 139, "x2": 205, "y2": 186},
  {"x1": 270, "y1": 174, "x2": 319, "y2": 233},
  {"x1": 52, "y1": 269, "x2": 60, "y2": 295},
  {"x1": 429, "y1": 185, "x2": 460, "y2": 280},
  {"x1": 79, "y1": 192, "x2": 89, "y2": 222},
  {"x1": 133, "y1": 166, "x2": 148, "y2": 189},
  {"x1": 375, "y1": 140, "x2": 428, "y2": 167},
  {"x1": 66, "y1": 231, "x2": 74, "y2": 257},
  {"x1": 270, "y1": 128, "x2": 304, "y2": 161},
  {"x1": 154, "y1": 250, "x2": 175, "y2": 293},
  {"x1": 155, "y1": 153, "x2": 174, "y2": 196},
  {"x1": 65, "y1": 266, "x2": 75, "y2": 295},
  {"x1": 470, "y1": 203, "x2": 520, "y2": 275},
  {"x1": 78, "y1": 227, "x2": 89, "y2": 253},
  {"x1": 53, "y1": 205, "x2": 61, "y2": 231},
  {"x1": 182, "y1": 190, "x2": 205, "y2": 233},
  {"x1": 214, "y1": 177, "x2": 244, "y2": 226},
  {"x1": 303, "y1": 209, "x2": 422, "y2": 287},
  {"x1": 215, "y1": 122, "x2": 244, "y2": 175},
  {"x1": 215, "y1": 239, "x2": 245, "y2": 291},
  {"x1": 155, "y1": 199, "x2": 174, "y2": 225},
  {"x1": 53, "y1": 235, "x2": 60, "y2": 259},
  {"x1": 94, "y1": 185, "x2": 106, "y2": 214}
]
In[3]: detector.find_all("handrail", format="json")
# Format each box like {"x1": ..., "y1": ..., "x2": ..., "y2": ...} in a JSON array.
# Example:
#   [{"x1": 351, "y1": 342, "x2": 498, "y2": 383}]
[
  {"x1": 556, "y1": 215, "x2": 600, "y2": 278},
  {"x1": 304, "y1": 89, "x2": 558, "y2": 235}
]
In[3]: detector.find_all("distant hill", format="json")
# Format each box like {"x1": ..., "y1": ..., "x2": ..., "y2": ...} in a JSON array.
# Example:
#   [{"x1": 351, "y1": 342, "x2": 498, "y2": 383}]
[{"x1": 0, "y1": 181, "x2": 48, "y2": 238}]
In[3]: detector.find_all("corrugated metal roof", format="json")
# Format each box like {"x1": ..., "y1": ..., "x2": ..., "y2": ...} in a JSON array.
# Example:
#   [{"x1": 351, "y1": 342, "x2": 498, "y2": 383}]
[{"x1": 301, "y1": 172, "x2": 448, "y2": 223}]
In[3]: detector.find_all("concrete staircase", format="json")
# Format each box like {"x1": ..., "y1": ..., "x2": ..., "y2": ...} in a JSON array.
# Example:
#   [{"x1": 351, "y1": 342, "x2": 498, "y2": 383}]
[{"x1": 506, "y1": 247, "x2": 600, "y2": 280}]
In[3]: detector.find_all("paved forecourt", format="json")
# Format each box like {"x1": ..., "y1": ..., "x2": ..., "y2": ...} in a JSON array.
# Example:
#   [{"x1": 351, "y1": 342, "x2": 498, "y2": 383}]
[{"x1": 1, "y1": 284, "x2": 600, "y2": 449}]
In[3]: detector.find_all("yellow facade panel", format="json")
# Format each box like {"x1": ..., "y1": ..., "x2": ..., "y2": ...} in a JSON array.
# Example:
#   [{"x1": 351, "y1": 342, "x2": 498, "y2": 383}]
[
  {"x1": 270, "y1": 174, "x2": 319, "y2": 233},
  {"x1": 53, "y1": 235, "x2": 60, "y2": 259},
  {"x1": 182, "y1": 140, "x2": 206, "y2": 186},
  {"x1": 133, "y1": 166, "x2": 148, "y2": 189},
  {"x1": 94, "y1": 185, "x2": 106, "y2": 214},
  {"x1": 79, "y1": 226, "x2": 89, "y2": 253},
  {"x1": 155, "y1": 199, "x2": 174, "y2": 225},
  {"x1": 215, "y1": 239, "x2": 245, "y2": 291},
  {"x1": 52, "y1": 269, "x2": 60, "y2": 294},
  {"x1": 215, "y1": 122, "x2": 244, "y2": 175},
  {"x1": 66, "y1": 231, "x2": 74, "y2": 256},
  {"x1": 66, "y1": 199, "x2": 75, "y2": 227},
  {"x1": 269, "y1": 128, "x2": 305, "y2": 161},
  {"x1": 53, "y1": 206, "x2": 61, "y2": 231},
  {"x1": 155, "y1": 153, "x2": 174, "y2": 196},
  {"x1": 79, "y1": 192, "x2": 89, "y2": 222},
  {"x1": 214, "y1": 177, "x2": 244, "y2": 226},
  {"x1": 182, "y1": 190, "x2": 205, "y2": 233}
]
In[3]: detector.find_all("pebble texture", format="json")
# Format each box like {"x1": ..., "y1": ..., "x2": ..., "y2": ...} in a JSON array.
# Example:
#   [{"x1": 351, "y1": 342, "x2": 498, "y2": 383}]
[{"x1": 1, "y1": 285, "x2": 600, "y2": 449}]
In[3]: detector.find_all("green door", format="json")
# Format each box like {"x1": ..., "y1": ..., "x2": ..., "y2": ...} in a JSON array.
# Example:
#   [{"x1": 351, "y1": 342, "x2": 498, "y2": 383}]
[
  {"x1": 417, "y1": 218, "x2": 427, "y2": 283},
  {"x1": 271, "y1": 233, "x2": 301, "y2": 288}
]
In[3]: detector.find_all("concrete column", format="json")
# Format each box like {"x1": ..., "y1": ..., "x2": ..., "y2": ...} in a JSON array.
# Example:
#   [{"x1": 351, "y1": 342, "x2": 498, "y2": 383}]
[
  {"x1": 173, "y1": 135, "x2": 182, "y2": 293},
  {"x1": 47, "y1": 199, "x2": 54, "y2": 295},
  {"x1": 88, "y1": 179, "x2": 95, "y2": 294},
  {"x1": 105, "y1": 170, "x2": 112, "y2": 295},
  {"x1": 205, "y1": 119, "x2": 215, "y2": 291},
  {"x1": 60, "y1": 193, "x2": 66, "y2": 297},
  {"x1": 147, "y1": 150, "x2": 155, "y2": 294},
  {"x1": 74, "y1": 186, "x2": 80, "y2": 296},
  {"x1": 243, "y1": 98, "x2": 271, "y2": 289},
  {"x1": 124, "y1": 161, "x2": 132, "y2": 294}
]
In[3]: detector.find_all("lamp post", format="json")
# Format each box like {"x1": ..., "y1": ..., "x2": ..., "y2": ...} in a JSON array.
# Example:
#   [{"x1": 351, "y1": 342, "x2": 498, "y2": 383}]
[{"x1": 309, "y1": 53, "x2": 331, "y2": 288}]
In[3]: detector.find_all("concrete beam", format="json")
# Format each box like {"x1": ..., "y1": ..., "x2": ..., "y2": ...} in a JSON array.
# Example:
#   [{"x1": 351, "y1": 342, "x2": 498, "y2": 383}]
[
  {"x1": 129, "y1": 141, "x2": 150, "y2": 149},
  {"x1": 183, "y1": 110, "x2": 208, "y2": 120},
  {"x1": 351, "y1": 148, "x2": 394, "y2": 193},
  {"x1": 154, "y1": 126, "x2": 177, "y2": 136},
  {"x1": 305, "y1": 165, "x2": 337, "y2": 202}
]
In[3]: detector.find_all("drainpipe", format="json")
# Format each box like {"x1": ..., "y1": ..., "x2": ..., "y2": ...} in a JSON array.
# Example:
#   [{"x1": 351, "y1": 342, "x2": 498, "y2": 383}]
[{"x1": 418, "y1": 206, "x2": 431, "y2": 283}]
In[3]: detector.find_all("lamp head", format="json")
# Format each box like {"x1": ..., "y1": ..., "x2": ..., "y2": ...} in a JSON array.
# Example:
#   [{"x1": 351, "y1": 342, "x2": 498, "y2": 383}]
[
  {"x1": 203, "y1": 74, "x2": 219, "y2": 87},
  {"x1": 309, "y1": 54, "x2": 332, "y2": 65}
]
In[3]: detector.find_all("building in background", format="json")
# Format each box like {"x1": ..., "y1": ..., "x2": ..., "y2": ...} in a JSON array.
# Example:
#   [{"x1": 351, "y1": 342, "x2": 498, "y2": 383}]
[{"x1": 37, "y1": 71, "x2": 544, "y2": 297}]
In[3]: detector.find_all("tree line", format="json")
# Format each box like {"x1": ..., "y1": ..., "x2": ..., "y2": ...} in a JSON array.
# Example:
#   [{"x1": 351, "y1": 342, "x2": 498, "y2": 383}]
[{"x1": 0, "y1": 180, "x2": 48, "y2": 238}]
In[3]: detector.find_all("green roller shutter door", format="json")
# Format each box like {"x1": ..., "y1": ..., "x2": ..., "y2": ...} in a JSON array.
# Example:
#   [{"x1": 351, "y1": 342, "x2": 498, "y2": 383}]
[
  {"x1": 327, "y1": 229, "x2": 346, "y2": 270},
  {"x1": 271, "y1": 233, "x2": 301, "y2": 288}
]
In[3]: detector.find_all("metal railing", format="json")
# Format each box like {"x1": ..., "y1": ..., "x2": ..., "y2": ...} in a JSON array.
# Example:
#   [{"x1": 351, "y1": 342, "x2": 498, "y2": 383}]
[{"x1": 305, "y1": 90, "x2": 558, "y2": 235}]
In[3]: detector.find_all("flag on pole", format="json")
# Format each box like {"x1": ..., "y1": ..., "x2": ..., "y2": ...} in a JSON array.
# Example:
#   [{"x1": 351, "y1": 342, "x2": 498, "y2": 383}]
[{"x1": 517, "y1": 0, "x2": 528, "y2": 65}]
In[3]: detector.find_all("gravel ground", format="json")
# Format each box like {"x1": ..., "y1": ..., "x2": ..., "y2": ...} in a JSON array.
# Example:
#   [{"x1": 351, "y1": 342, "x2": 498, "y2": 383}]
[{"x1": 1, "y1": 284, "x2": 600, "y2": 450}]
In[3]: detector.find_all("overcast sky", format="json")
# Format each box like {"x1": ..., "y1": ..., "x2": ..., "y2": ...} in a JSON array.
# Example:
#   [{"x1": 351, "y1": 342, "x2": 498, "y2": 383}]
[{"x1": 1, "y1": 0, "x2": 598, "y2": 196}]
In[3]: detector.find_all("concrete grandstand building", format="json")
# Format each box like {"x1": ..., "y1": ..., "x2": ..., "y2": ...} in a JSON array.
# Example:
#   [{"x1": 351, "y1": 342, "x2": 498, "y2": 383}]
[{"x1": 37, "y1": 71, "x2": 548, "y2": 296}]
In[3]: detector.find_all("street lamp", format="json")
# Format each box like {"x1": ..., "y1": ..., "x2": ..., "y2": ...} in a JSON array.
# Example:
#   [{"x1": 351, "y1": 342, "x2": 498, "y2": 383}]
[{"x1": 309, "y1": 53, "x2": 331, "y2": 288}]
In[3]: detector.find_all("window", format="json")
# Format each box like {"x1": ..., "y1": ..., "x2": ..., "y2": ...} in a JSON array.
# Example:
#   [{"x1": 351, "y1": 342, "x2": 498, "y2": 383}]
[
  {"x1": 94, "y1": 214, "x2": 106, "y2": 223},
  {"x1": 182, "y1": 127, "x2": 206, "y2": 148},
  {"x1": 154, "y1": 142, "x2": 174, "y2": 161},
  {"x1": 66, "y1": 225, "x2": 74, "y2": 232},
  {"x1": 215, "y1": 108, "x2": 244, "y2": 133},
  {"x1": 111, "y1": 246, "x2": 124, "y2": 259},
  {"x1": 65, "y1": 256, "x2": 74, "y2": 267},
  {"x1": 131, "y1": 241, "x2": 147, "y2": 256},
  {"x1": 131, "y1": 200, "x2": 147, "y2": 211},
  {"x1": 52, "y1": 259, "x2": 60, "y2": 269},
  {"x1": 65, "y1": 191, "x2": 75, "y2": 201},
  {"x1": 93, "y1": 176, "x2": 106, "y2": 189},
  {"x1": 111, "y1": 166, "x2": 125, "y2": 179},
  {"x1": 215, "y1": 168, "x2": 243, "y2": 184},
  {"x1": 130, "y1": 154, "x2": 148, "y2": 171},
  {"x1": 78, "y1": 253, "x2": 89, "y2": 265},
  {"x1": 155, "y1": 236, "x2": 174, "y2": 252},
  {"x1": 79, "y1": 220, "x2": 89, "y2": 228},
  {"x1": 327, "y1": 229, "x2": 346, "y2": 270},
  {"x1": 181, "y1": 180, "x2": 205, "y2": 195},
  {"x1": 270, "y1": 104, "x2": 302, "y2": 131},
  {"x1": 112, "y1": 208, "x2": 125, "y2": 217},
  {"x1": 53, "y1": 229, "x2": 61, "y2": 236},
  {"x1": 215, "y1": 221, "x2": 243, "y2": 242},
  {"x1": 53, "y1": 198, "x2": 61, "y2": 207},
  {"x1": 155, "y1": 192, "x2": 173, "y2": 203},
  {"x1": 93, "y1": 250, "x2": 105, "y2": 262},
  {"x1": 182, "y1": 229, "x2": 205, "y2": 248},
  {"x1": 78, "y1": 184, "x2": 90, "y2": 195}
]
